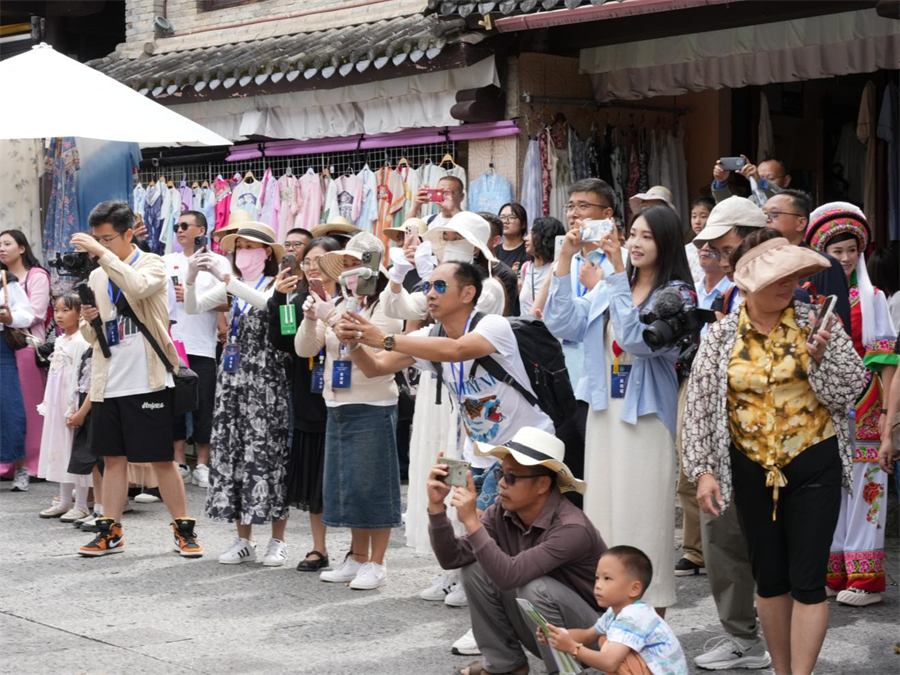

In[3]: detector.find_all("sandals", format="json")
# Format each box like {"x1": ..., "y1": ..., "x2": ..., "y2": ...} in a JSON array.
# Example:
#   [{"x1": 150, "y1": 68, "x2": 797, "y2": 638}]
[{"x1": 296, "y1": 550, "x2": 329, "y2": 572}]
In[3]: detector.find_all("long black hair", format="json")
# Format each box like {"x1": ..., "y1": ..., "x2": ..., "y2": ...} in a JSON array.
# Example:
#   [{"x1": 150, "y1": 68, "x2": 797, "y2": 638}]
[
  {"x1": 0, "y1": 229, "x2": 43, "y2": 271},
  {"x1": 627, "y1": 206, "x2": 694, "y2": 298}
]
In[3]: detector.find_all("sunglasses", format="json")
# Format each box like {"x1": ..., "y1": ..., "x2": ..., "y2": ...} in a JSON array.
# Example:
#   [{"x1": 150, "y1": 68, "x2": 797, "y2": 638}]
[
  {"x1": 422, "y1": 280, "x2": 449, "y2": 294},
  {"x1": 173, "y1": 222, "x2": 194, "y2": 232},
  {"x1": 492, "y1": 466, "x2": 548, "y2": 486}
]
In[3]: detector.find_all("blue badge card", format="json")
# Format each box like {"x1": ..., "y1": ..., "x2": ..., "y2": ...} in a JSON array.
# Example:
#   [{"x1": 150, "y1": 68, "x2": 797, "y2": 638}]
[
  {"x1": 332, "y1": 360, "x2": 352, "y2": 389},
  {"x1": 311, "y1": 363, "x2": 325, "y2": 393},
  {"x1": 105, "y1": 319, "x2": 120, "y2": 347},
  {"x1": 611, "y1": 364, "x2": 632, "y2": 399},
  {"x1": 222, "y1": 344, "x2": 242, "y2": 373}
]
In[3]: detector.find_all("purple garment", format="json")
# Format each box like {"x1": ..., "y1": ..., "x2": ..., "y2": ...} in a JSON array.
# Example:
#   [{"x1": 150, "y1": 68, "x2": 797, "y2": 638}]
[
  {"x1": 42, "y1": 137, "x2": 80, "y2": 259},
  {"x1": 179, "y1": 181, "x2": 193, "y2": 212}
]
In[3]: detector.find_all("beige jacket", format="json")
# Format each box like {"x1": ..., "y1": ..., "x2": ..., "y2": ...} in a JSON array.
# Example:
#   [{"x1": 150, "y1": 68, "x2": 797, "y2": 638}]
[{"x1": 81, "y1": 248, "x2": 177, "y2": 402}]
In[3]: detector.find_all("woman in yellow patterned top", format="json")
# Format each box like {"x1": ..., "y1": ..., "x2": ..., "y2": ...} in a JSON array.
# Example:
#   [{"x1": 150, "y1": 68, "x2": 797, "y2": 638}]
[{"x1": 682, "y1": 229, "x2": 865, "y2": 675}]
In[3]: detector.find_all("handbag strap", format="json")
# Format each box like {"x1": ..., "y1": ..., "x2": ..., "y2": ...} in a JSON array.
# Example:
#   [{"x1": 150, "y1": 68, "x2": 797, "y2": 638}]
[{"x1": 114, "y1": 288, "x2": 177, "y2": 375}]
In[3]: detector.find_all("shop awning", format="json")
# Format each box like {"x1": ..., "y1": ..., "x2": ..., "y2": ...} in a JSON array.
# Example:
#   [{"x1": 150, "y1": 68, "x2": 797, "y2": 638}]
[
  {"x1": 88, "y1": 13, "x2": 480, "y2": 101},
  {"x1": 581, "y1": 9, "x2": 900, "y2": 100}
]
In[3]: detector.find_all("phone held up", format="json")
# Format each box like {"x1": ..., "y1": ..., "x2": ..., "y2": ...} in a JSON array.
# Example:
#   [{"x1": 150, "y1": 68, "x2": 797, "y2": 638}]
[
  {"x1": 808, "y1": 294, "x2": 837, "y2": 348},
  {"x1": 719, "y1": 157, "x2": 747, "y2": 172},
  {"x1": 424, "y1": 188, "x2": 444, "y2": 203},
  {"x1": 440, "y1": 458, "x2": 471, "y2": 488},
  {"x1": 580, "y1": 219, "x2": 615, "y2": 242},
  {"x1": 355, "y1": 250, "x2": 382, "y2": 296},
  {"x1": 281, "y1": 253, "x2": 300, "y2": 278},
  {"x1": 194, "y1": 235, "x2": 209, "y2": 252}
]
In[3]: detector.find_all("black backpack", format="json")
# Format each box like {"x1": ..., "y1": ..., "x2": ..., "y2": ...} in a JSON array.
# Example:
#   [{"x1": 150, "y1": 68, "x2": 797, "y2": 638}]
[{"x1": 429, "y1": 312, "x2": 576, "y2": 429}]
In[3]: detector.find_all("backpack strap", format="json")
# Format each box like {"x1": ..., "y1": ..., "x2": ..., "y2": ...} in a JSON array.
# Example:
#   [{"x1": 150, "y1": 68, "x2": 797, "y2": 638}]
[
  {"x1": 430, "y1": 311, "x2": 486, "y2": 406},
  {"x1": 471, "y1": 353, "x2": 540, "y2": 409}
]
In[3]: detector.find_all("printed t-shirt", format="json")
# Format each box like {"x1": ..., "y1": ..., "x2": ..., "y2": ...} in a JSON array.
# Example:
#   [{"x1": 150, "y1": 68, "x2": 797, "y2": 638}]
[{"x1": 594, "y1": 601, "x2": 688, "y2": 675}]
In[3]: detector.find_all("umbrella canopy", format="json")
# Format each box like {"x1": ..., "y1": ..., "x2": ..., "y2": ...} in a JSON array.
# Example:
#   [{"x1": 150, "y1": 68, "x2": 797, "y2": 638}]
[{"x1": 0, "y1": 44, "x2": 231, "y2": 146}]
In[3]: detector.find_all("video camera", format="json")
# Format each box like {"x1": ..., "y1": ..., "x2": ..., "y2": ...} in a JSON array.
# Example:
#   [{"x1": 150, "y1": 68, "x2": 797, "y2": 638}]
[
  {"x1": 47, "y1": 251, "x2": 110, "y2": 358},
  {"x1": 640, "y1": 285, "x2": 716, "y2": 372}
]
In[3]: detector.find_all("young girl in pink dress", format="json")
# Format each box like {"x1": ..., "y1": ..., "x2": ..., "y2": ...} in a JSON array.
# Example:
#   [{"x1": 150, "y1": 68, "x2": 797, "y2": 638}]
[{"x1": 37, "y1": 292, "x2": 91, "y2": 522}]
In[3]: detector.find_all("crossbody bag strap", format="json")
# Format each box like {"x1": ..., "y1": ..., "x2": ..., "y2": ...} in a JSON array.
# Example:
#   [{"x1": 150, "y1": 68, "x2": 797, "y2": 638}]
[{"x1": 115, "y1": 292, "x2": 177, "y2": 375}]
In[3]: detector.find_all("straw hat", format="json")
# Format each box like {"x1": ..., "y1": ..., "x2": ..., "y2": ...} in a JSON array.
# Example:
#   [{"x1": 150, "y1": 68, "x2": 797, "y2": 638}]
[
  {"x1": 629, "y1": 185, "x2": 675, "y2": 213},
  {"x1": 423, "y1": 211, "x2": 498, "y2": 264},
  {"x1": 211, "y1": 209, "x2": 253, "y2": 241},
  {"x1": 383, "y1": 217, "x2": 428, "y2": 244},
  {"x1": 474, "y1": 427, "x2": 586, "y2": 495},
  {"x1": 693, "y1": 196, "x2": 767, "y2": 245},
  {"x1": 318, "y1": 231, "x2": 388, "y2": 282},
  {"x1": 218, "y1": 222, "x2": 285, "y2": 263},
  {"x1": 733, "y1": 237, "x2": 830, "y2": 293},
  {"x1": 311, "y1": 216, "x2": 361, "y2": 239}
]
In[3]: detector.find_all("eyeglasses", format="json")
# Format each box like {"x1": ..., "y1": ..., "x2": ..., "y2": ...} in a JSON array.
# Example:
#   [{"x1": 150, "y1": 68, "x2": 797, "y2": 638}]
[
  {"x1": 565, "y1": 201, "x2": 611, "y2": 213},
  {"x1": 173, "y1": 222, "x2": 193, "y2": 232},
  {"x1": 299, "y1": 258, "x2": 321, "y2": 271},
  {"x1": 764, "y1": 210, "x2": 803, "y2": 221},
  {"x1": 492, "y1": 466, "x2": 548, "y2": 486},
  {"x1": 284, "y1": 241, "x2": 307, "y2": 251},
  {"x1": 703, "y1": 248, "x2": 734, "y2": 261},
  {"x1": 92, "y1": 233, "x2": 123, "y2": 246},
  {"x1": 499, "y1": 215, "x2": 521, "y2": 223},
  {"x1": 422, "y1": 280, "x2": 449, "y2": 294}
]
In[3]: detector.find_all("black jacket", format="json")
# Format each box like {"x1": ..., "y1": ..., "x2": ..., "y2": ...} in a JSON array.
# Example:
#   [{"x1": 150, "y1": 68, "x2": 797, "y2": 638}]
[{"x1": 800, "y1": 243, "x2": 852, "y2": 331}]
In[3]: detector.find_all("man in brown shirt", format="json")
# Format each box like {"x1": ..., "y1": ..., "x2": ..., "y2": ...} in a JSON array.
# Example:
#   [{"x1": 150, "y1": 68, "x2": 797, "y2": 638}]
[{"x1": 428, "y1": 428, "x2": 606, "y2": 675}]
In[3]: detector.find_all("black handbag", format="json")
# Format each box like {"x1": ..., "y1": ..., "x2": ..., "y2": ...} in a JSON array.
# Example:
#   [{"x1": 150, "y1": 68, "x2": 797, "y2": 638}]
[{"x1": 117, "y1": 300, "x2": 198, "y2": 415}]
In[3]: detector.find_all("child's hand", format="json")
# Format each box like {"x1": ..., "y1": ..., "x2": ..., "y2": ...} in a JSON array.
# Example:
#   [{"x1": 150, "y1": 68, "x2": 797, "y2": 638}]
[
  {"x1": 66, "y1": 412, "x2": 84, "y2": 429},
  {"x1": 547, "y1": 624, "x2": 576, "y2": 654},
  {"x1": 535, "y1": 627, "x2": 547, "y2": 646}
]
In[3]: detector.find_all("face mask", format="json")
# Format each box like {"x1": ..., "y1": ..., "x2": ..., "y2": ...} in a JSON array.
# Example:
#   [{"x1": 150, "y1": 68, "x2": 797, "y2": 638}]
[
  {"x1": 344, "y1": 274, "x2": 359, "y2": 294},
  {"x1": 235, "y1": 247, "x2": 268, "y2": 280},
  {"x1": 442, "y1": 240, "x2": 475, "y2": 263}
]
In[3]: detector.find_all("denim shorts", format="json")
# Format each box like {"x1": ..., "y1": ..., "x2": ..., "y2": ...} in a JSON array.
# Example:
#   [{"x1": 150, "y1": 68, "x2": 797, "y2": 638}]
[{"x1": 323, "y1": 404, "x2": 402, "y2": 529}]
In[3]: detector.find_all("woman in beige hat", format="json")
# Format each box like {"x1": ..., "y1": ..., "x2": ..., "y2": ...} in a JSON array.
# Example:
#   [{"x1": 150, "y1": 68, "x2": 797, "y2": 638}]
[
  {"x1": 184, "y1": 222, "x2": 293, "y2": 567},
  {"x1": 683, "y1": 229, "x2": 866, "y2": 675}
]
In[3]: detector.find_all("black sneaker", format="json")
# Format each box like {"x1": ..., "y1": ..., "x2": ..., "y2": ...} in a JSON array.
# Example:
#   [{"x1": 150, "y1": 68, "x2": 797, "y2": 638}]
[{"x1": 675, "y1": 557, "x2": 706, "y2": 576}]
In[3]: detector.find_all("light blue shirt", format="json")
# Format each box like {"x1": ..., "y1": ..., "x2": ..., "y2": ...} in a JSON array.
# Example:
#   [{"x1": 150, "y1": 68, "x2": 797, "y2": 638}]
[{"x1": 544, "y1": 269, "x2": 681, "y2": 438}]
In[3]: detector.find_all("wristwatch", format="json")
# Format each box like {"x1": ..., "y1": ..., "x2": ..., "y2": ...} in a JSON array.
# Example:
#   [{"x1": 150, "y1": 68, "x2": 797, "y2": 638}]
[{"x1": 382, "y1": 333, "x2": 396, "y2": 352}]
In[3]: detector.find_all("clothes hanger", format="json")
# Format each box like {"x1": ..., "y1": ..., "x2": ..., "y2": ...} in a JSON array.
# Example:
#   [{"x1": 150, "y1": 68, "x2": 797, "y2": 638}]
[
  {"x1": 202, "y1": 179, "x2": 209, "y2": 188},
  {"x1": 439, "y1": 152, "x2": 456, "y2": 168},
  {"x1": 158, "y1": 175, "x2": 166, "y2": 186},
  {"x1": 191, "y1": 180, "x2": 200, "y2": 189},
  {"x1": 243, "y1": 170, "x2": 256, "y2": 183},
  {"x1": 396, "y1": 156, "x2": 411, "y2": 170}
]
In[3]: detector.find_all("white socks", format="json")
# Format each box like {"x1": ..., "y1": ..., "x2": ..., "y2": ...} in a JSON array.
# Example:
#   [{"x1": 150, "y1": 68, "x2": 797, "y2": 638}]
[
  {"x1": 74, "y1": 485, "x2": 89, "y2": 511},
  {"x1": 59, "y1": 482, "x2": 74, "y2": 508}
]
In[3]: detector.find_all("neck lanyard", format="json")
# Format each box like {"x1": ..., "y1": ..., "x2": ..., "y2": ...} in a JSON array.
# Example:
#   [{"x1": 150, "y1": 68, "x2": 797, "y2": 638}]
[
  {"x1": 230, "y1": 276, "x2": 267, "y2": 339},
  {"x1": 454, "y1": 313, "x2": 476, "y2": 406},
  {"x1": 574, "y1": 255, "x2": 585, "y2": 297},
  {"x1": 108, "y1": 249, "x2": 141, "y2": 306}
]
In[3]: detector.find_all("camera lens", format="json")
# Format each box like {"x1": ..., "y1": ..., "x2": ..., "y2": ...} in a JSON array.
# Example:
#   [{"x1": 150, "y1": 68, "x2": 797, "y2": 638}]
[{"x1": 642, "y1": 319, "x2": 676, "y2": 351}]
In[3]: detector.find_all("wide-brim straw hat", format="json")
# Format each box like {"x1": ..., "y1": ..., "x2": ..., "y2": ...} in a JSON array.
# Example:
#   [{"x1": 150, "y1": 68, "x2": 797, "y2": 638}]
[
  {"x1": 311, "y1": 216, "x2": 361, "y2": 239},
  {"x1": 423, "y1": 211, "x2": 498, "y2": 263},
  {"x1": 318, "y1": 231, "x2": 388, "y2": 282},
  {"x1": 211, "y1": 209, "x2": 254, "y2": 240},
  {"x1": 218, "y1": 222, "x2": 285, "y2": 263},
  {"x1": 734, "y1": 237, "x2": 830, "y2": 293},
  {"x1": 693, "y1": 196, "x2": 767, "y2": 245},
  {"x1": 474, "y1": 427, "x2": 586, "y2": 495},
  {"x1": 383, "y1": 217, "x2": 428, "y2": 244}
]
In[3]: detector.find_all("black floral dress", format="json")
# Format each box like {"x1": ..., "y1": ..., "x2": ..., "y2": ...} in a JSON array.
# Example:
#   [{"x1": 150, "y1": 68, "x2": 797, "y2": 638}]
[{"x1": 206, "y1": 297, "x2": 290, "y2": 524}]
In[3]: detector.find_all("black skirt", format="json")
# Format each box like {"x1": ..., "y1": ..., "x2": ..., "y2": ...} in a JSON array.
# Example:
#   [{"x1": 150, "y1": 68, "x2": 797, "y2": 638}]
[
  {"x1": 67, "y1": 392, "x2": 101, "y2": 475},
  {"x1": 286, "y1": 429, "x2": 326, "y2": 514}
]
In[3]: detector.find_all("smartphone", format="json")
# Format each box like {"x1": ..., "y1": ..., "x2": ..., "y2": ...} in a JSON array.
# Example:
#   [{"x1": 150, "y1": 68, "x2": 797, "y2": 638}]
[
  {"x1": 719, "y1": 156, "x2": 747, "y2": 172},
  {"x1": 194, "y1": 235, "x2": 209, "y2": 251},
  {"x1": 809, "y1": 294, "x2": 837, "y2": 347},
  {"x1": 581, "y1": 219, "x2": 615, "y2": 242},
  {"x1": 403, "y1": 225, "x2": 420, "y2": 249},
  {"x1": 424, "y1": 188, "x2": 444, "y2": 203},
  {"x1": 440, "y1": 458, "x2": 471, "y2": 488},
  {"x1": 711, "y1": 295, "x2": 725, "y2": 314},
  {"x1": 308, "y1": 276, "x2": 327, "y2": 301},
  {"x1": 281, "y1": 253, "x2": 299, "y2": 278},
  {"x1": 355, "y1": 250, "x2": 382, "y2": 296},
  {"x1": 554, "y1": 235, "x2": 565, "y2": 261}
]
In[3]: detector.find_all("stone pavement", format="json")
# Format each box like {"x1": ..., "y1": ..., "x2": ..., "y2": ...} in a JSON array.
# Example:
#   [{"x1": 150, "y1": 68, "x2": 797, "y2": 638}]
[{"x1": 1, "y1": 480, "x2": 897, "y2": 675}]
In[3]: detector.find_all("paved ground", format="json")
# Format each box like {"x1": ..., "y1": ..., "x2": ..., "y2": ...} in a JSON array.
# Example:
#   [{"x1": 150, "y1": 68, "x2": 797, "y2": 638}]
[{"x1": 1, "y1": 480, "x2": 897, "y2": 675}]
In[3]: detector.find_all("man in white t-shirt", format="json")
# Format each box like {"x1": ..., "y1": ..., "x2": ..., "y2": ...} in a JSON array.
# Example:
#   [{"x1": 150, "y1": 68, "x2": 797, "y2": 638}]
[
  {"x1": 411, "y1": 176, "x2": 465, "y2": 229},
  {"x1": 72, "y1": 200, "x2": 203, "y2": 559},
  {"x1": 165, "y1": 210, "x2": 230, "y2": 488}
]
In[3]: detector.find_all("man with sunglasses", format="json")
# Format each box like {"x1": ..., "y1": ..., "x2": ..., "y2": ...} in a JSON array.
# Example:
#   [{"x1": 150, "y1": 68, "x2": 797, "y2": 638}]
[{"x1": 164, "y1": 211, "x2": 230, "y2": 487}]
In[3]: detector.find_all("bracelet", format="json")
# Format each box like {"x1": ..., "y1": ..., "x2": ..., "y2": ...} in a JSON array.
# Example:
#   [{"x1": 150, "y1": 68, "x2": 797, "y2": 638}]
[
  {"x1": 696, "y1": 470, "x2": 714, "y2": 480},
  {"x1": 572, "y1": 643, "x2": 583, "y2": 658}
]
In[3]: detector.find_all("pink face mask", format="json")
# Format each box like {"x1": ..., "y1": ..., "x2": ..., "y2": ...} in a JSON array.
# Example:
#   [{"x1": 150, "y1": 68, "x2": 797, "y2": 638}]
[
  {"x1": 235, "y1": 247, "x2": 268, "y2": 280},
  {"x1": 344, "y1": 273, "x2": 360, "y2": 295}
]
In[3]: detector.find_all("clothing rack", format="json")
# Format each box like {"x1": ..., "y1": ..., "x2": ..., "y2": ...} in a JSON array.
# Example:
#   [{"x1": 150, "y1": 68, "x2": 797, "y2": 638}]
[
  {"x1": 520, "y1": 93, "x2": 690, "y2": 117},
  {"x1": 137, "y1": 141, "x2": 458, "y2": 186}
]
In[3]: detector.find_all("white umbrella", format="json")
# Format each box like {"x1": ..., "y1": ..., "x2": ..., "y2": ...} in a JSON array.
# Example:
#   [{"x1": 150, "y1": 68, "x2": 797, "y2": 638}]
[{"x1": 0, "y1": 43, "x2": 231, "y2": 146}]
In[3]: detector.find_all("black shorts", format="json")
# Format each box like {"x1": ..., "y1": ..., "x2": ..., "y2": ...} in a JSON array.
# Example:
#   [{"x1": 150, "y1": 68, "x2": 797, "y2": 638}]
[
  {"x1": 90, "y1": 389, "x2": 175, "y2": 463},
  {"x1": 731, "y1": 436, "x2": 842, "y2": 605},
  {"x1": 173, "y1": 355, "x2": 217, "y2": 444}
]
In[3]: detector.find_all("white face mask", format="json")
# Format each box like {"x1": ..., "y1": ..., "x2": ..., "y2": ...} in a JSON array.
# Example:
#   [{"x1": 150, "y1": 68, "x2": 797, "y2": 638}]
[{"x1": 442, "y1": 240, "x2": 475, "y2": 263}]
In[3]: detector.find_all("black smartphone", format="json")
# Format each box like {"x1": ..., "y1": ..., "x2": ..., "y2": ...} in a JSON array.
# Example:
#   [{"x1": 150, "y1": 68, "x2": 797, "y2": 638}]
[
  {"x1": 809, "y1": 295, "x2": 837, "y2": 347},
  {"x1": 194, "y1": 235, "x2": 209, "y2": 251},
  {"x1": 281, "y1": 253, "x2": 299, "y2": 278},
  {"x1": 719, "y1": 156, "x2": 746, "y2": 172}
]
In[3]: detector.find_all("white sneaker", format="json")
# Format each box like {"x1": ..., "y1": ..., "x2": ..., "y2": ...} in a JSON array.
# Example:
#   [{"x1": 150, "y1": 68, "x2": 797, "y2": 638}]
[
  {"x1": 825, "y1": 586, "x2": 838, "y2": 598},
  {"x1": 217, "y1": 537, "x2": 257, "y2": 564},
  {"x1": 444, "y1": 583, "x2": 468, "y2": 607},
  {"x1": 177, "y1": 464, "x2": 192, "y2": 483},
  {"x1": 262, "y1": 538, "x2": 288, "y2": 567},
  {"x1": 134, "y1": 491, "x2": 161, "y2": 504},
  {"x1": 40, "y1": 502, "x2": 72, "y2": 518},
  {"x1": 192, "y1": 464, "x2": 210, "y2": 488},
  {"x1": 60, "y1": 506, "x2": 91, "y2": 523},
  {"x1": 420, "y1": 569, "x2": 459, "y2": 601},
  {"x1": 349, "y1": 561, "x2": 387, "y2": 590},
  {"x1": 451, "y1": 629, "x2": 481, "y2": 656},
  {"x1": 11, "y1": 467, "x2": 29, "y2": 492},
  {"x1": 836, "y1": 588, "x2": 883, "y2": 607},
  {"x1": 694, "y1": 635, "x2": 772, "y2": 670},
  {"x1": 319, "y1": 554, "x2": 363, "y2": 583}
]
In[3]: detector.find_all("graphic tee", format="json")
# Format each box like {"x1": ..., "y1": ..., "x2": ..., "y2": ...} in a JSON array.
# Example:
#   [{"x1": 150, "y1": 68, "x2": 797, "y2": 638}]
[
  {"x1": 409, "y1": 313, "x2": 554, "y2": 467},
  {"x1": 594, "y1": 601, "x2": 689, "y2": 675}
]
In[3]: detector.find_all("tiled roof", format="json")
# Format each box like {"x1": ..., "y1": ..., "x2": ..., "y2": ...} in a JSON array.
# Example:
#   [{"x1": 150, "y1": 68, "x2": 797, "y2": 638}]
[
  {"x1": 426, "y1": 0, "x2": 615, "y2": 17},
  {"x1": 89, "y1": 14, "x2": 470, "y2": 98}
]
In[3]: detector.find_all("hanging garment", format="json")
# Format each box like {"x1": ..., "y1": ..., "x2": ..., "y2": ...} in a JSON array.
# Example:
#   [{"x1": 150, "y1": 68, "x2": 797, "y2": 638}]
[
  {"x1": 610, "y1": 144, "x2": 626, "y2": 226},
  {"x1": 598, "y1": 125, "x2": 614, "y2": 187},
  {"x1": 231, "y1": 176, "x2": 264, "y2": 220},
  {"x1": 258, "y1": 168, "x2": 280, "y2": 232},
  {"x1": 445, "y1": 163, "x2": 468, "y2": 210},
  {"x1": 0, "y1": 140, "x2": 43, "y2": 260},
  {"x1": 133, "y1": 182, "x2": 147, "y2": 218},
  {"x1": 832, "y1": 123, "x2": 867, "y2": 205},
  {"x1": 328, "y1": 174, "x2": 364, "y2": 224},
  {"x1": 468, "y1": 171, "x2": 514, "y2": 216},
  {"x1": 857, "y1": 81, "x2": 878, "y2": 231},
  {"x1": 319, "y1": 172, "x2": 333, "y2": 223},
  {"x1": 163, "y1": 185, "x2": 184, "y2": 255},
  {"x1": 758, "y1": 92, "x2": 775, "y2": 163},
  {"x1": 393, "y1": 163, "x2": 420, "y2": 227},
  {"x1": 668, "y1": 127, "x2": 690, "y2": 228},
  {"x1": 356, "y1": 165, "x2": 379, "y2": 233},
  {"x1": 649, "y1": 129, "x2": 661, "y2": 188},
  {"x1": 74, "y1": 139, "x2": 141, "y2": 231},
  {"x1": 143, "y1": 182, "x2": 162, "y2": 251},
  {"x1": 539, "y1": 128, "x2": 552, "y2": 218},
  {"x1": 587, "y1": 129, "x2": 602, "y2": 181},
  {"x1": 638, "y1": 129, "x2": 650, "y2": 194},
  {"x1": 211, "y1": 176, "x2": 233, "y2": 252},
  {"x1": 551, "y1": 141, "x2": 571, "y2": 224},
  {"x1": 42, "y1": 137, "x2": 80, "y2": 260},
  {"x1": 375, "y1": 166, "x2": 405, "y2": 240},
  {"x1": 627, "y1": 145, "x2": 641, "y2": 212},
  {"x1": 275, "y1": 174, "x2": 297, "y2": 240},
  {"x1": 877, "y1": 81, "x2": 899, "y2": 240},
  {"x1": 569, "y1": 128, "x2": 590, "y2": 183},
  {"x1": 295, "y1": 168, "x2": 323, "y2": 232},
  {"x1": 178, "y1": 180, "x2": 193, "y2": 212},
  {"x1": 193, "y1": 185, "x2": 216, "y2": 230},
  {"x1": 520, "y1": 139, "x2": 542, "y2": 230}
]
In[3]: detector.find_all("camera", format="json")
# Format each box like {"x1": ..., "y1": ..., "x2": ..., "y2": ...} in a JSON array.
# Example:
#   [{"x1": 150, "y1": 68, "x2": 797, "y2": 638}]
[
  {"x1": 47, "y1": 251, "x2": 95, "y2": 280},
  {"x1": 640, "y1": 285, "x2": 716, "y2": 371}
]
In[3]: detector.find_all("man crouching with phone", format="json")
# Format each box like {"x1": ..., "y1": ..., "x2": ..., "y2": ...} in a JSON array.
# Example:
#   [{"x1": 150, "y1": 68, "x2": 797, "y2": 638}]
[
  {"x1": 71, "y1": 200, "x2": 203, "y2": 559},
  {"x1": 427, "y1": 428, "x2": 606, "y2": 675}
]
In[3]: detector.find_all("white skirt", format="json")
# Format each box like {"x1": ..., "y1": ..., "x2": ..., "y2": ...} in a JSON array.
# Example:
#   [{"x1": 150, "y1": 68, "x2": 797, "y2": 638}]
[
  {"x1": 585, "y1": 400, "x2": 677, "y2": 608},
  {"x1": 405, "y1": 374, "x2": 457, "y2": 553}
]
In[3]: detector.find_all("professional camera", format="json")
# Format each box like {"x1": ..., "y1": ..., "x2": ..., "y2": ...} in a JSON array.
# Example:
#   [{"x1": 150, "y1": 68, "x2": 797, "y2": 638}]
[
  {"x1": 640, "y1": 285, "x2": 716, "y2": 371},
  {"x1": 47, "y1": 251, "x2": 95, "y2": 280}
]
